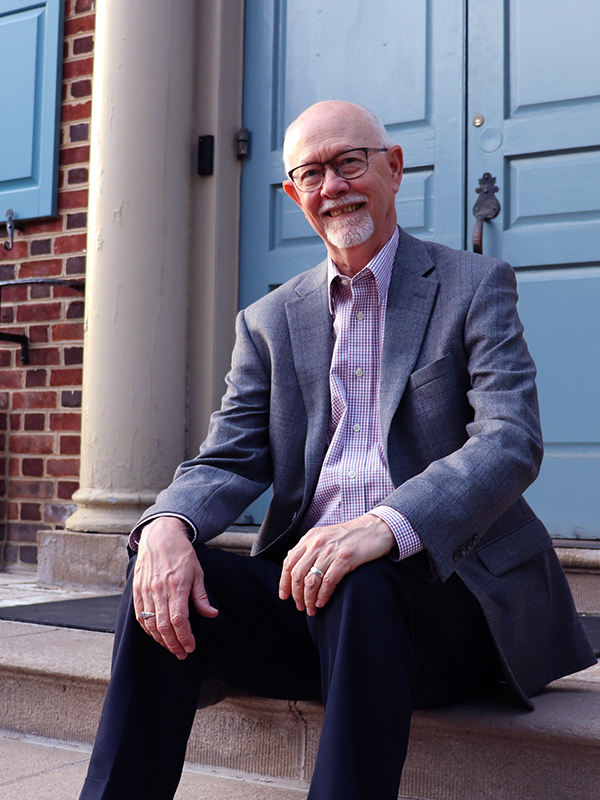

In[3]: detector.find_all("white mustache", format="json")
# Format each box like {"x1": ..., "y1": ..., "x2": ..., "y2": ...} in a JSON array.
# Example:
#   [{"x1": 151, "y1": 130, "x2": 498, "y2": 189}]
[{"x1": 319, "y1": 194, "x2": 368, "y2": 216}]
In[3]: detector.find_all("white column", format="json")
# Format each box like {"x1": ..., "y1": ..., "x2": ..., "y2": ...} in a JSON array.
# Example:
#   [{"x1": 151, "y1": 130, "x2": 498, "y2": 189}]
[{"x1": 66, "y1": 0, "x2": 196, "y2": 534}]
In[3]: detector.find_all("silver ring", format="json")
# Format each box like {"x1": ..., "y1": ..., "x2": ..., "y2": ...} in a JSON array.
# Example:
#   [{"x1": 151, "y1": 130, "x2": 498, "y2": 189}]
[
  {"x1": 310, "y1": 565, "x2": 324, "y2": 578},
  {"x1": 140, "y1": 611, "x2": 155, "y2": 620}
]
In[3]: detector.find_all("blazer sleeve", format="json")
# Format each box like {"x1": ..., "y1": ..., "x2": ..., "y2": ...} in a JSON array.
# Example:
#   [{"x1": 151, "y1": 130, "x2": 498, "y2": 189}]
[
  {"x1": 135, "y1": 309, "x2": 273, "y2": 542},
  {"x1": 378, "y1": 260, "x2": 544, "y2": 581}
]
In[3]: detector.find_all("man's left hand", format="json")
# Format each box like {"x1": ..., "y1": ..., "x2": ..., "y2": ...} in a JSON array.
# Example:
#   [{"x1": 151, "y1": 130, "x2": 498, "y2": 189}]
[{"x1": 279, "y1": 514, "x2": 396, "y2": 615}]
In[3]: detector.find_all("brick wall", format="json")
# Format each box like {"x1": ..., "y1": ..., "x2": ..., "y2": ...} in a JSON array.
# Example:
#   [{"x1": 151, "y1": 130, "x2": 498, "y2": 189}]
[{"x1": 0, "y1": 0, "x2": 95, "y2": 569}]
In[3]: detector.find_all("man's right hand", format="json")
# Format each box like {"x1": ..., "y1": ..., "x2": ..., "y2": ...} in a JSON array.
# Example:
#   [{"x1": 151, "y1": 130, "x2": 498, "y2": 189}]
[{"x1": 132, "y1": 517, "x2": 218, "y2": 659}]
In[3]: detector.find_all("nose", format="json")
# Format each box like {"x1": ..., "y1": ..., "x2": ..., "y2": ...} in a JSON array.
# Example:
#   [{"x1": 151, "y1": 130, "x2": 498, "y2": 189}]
[{"x1": 320, "y1": 164, "x2": 349, "y2": 198}]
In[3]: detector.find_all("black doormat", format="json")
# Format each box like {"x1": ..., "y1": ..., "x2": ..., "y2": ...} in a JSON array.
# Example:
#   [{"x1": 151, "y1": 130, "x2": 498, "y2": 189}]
[
  {"x1": 0, "y1": 594, "x2": 123, "y2": 633},
  {"x1": 1, "y1": 595, "x2": 600, "y2": 654}
]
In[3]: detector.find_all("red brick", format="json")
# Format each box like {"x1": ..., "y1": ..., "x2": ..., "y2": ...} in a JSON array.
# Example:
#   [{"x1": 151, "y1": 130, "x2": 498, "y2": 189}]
[
  {"x1": 0, "y1": 371, "x2": 23, "y2": 389},
  {"x1": 0, "y1": 392, "x2": 9, "y2": 408},
  {"x1": 69, "y1": 123, "x2": 89, "y2": 143},
  {"x1": 24, "y1": 413, "x2": 46, "y2": 431},
  {"x1": 67, "y1": 167, "x2": 89, "y2": 184},
  {"x1": 58, "y1": 480, "x2": 79, "y2": 500},
  {"x1": 2, "y1": 285, "x2": 27, "y2": 302},
  {"x1": 60, "y1": 145, "x2": 90, "y2": 165},
  {"x1": 64, "y1": 14, "x2": 95, "y2": 36},
  {"x1": 61, "y1": 100, "x2": 92, "y2": 122},
  {"x1": 18, "y1": 259, "x2": 62, "y2": 279},
  {"x1": 22, "y1": 218, "x2": 64, "y2": 235},
  {"x1": 28, "y1": 348, "x2": 61, "y2": 366},
  {"x1": 0, "y1": 413, "x2": 6, "y2": 430},
  {"x1": 0, "y1": 352, "x2": 13, "y2": 368},
  {"x1": 16, "y1": 303, "x2": 62, "y2": 323},
  {"x1": 0, "y1": 241, "x2": 27, "y2": 261},
  {"x1": 66, "y1": 256, "x2": 86, "y2": 274},
  {"x1": 58, "y1": 190, "x2": 88, "y2": 211},
  {"x1": 52, "y1": 323, "x2": 84, "y2": 341},
  {"x1": 60, "y1": 435, "x2": 81, "y2": 455},
  {"x1": 50, "y1": 412, "x2": 81, "y2": 431},
  {"x1": 10, "y1": 481, "x2": 55, "y2": 499},
  {"x1": 30, "y1": 239, "x2": 52, "y2": 256},
  {"x1": 63, "y1": 58, "x2": 94, "y2": 80},
  {"x1": 12, "y1": 392, "x2": 57, "y2": 410},
  {"x1": 8, "y1": 456, "x2": 18, "y2": 475},
  {"x1": 21, "y1": 503, "x2": 42, "y2": 521},
  {"x1": 71, "y1": 80, "x2": 92, "y2": 99},
  {"x1": 22, "y1": 458, "x2": 44, "y2": 477},
  {"x1": 74, "y1": 0, "x2": 94, "y2": 13},
  {"x1": 9, "y1": 434, "x2": 54, "y2": 454},
  {"x1": 30, "y1": 285, "x2": 51, "y2": 300},
  {"x1": 44, "y1": 502, "x2": 77, "y2": 524},
  {"x1": 0, "y1": 306, "x2": 13, "y2": 323},
  {"x1": 8, "y1": 502, "x2": 19, "y2": 520},
  {"x1": 66, "y1": 300, "x2": 84, "y2": 318},
  {"x1": 20, "y1": 546, "x2": 39, "y2": 565},
  {"x1": 47, "y1": 458, "x2": 80, "y2": 477},
  {"x1": 54, "y1": 283, "x2": 84, "y2": 298},
  {"x1": 55, "y1": 234, "x2": 87, "y2": 254},
  {"x1": 50, "y1": 368, "x2": 83, "y2": 386},
  {"x1": 73, "y1": 35, "x2": 94, "y2": 55},
  {"x1": 9, "y1": 413, "x2": 21, "y2": 429},
  {"x1": 26, "y1": 369, "x2": 48, "y2": 388},
  {"x1": 29, "y1": 326, "x2": 50, "y2": 344}
]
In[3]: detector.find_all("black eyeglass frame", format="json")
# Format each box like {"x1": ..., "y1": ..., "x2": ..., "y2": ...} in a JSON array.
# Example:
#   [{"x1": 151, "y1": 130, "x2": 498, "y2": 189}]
[{"x1": 287, "y1": 147, "x2": 389, "y2": 192}]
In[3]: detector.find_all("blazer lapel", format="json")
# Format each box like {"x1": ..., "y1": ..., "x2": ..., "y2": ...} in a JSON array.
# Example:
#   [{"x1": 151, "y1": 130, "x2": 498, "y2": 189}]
[
  {"x1": 380, "y1": 231, "x2": 439, "y2": 442},
  {"x1": 285, "y1": 265, "x2": 333, "y2": 486}
]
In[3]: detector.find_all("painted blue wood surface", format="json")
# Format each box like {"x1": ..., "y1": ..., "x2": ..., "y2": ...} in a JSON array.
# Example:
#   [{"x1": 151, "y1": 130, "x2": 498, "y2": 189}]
[
  {"x1": 240, "y1": 0, "x2": 600, "y2": 533},
  {"x1": 0, "y1": 0, "x2": 64, "y2": 222},
  {"x1": 239, "y1": 0, "x2": 465, "y2": 309}
]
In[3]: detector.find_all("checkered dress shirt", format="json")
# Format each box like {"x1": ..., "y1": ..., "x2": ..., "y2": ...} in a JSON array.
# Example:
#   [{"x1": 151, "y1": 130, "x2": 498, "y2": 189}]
[{"x1": 302, "y1": 229, "x2": 424, "y2": 561}]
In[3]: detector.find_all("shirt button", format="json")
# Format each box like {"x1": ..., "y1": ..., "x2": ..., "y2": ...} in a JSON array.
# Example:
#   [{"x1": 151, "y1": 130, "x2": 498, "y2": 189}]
[
  {"x1": 356, "y1": 312, "x2": 364, "y2": 321},
  {"x1": 355, "y1": 368, "x2": 363, "y2": 377},
  {"x1": 348, "y1": 470, "x2": 356, "y2": 479},
  {"x1": 341, "y1": 279, "x2": 350, "y2": 286},
  {"x1": 353, "y1": 424, "x2": 361, "y2": 432}
]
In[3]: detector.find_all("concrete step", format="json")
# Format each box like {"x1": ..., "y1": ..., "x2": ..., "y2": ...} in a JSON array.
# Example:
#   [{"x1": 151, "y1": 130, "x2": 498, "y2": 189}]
[
  {"x1": 0, "y1": 730, "x2": 308, "y2": 800},
  {"x1": 0, "y1": 618, "x2": 599, "y2": 800}
]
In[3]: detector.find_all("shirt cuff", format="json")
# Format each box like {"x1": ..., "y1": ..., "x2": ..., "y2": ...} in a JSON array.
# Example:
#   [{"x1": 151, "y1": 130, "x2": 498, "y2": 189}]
[
  {"x1": 128, "y1": 513, "x2": 198, "y2": 552},
  {"x1": 370, "y1": 506, "x2": 424, "y2": 561}
]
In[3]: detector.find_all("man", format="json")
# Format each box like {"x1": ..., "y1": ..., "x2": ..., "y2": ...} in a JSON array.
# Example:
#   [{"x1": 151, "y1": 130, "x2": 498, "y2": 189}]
[{"x1": 79, "y1": 101, "x2": 594, "y2": 800}]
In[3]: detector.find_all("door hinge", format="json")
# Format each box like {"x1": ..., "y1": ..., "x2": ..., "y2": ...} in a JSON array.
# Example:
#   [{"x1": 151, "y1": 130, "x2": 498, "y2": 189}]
[{"x1": 237, "y1": 128, "x2": 250, "y2": 158}]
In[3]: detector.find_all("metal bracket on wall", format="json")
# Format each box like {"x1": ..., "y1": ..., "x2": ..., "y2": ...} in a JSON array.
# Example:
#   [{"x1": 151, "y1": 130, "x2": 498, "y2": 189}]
[
  {"x1": 236, "y1": 128, "x2": 250, "y2": 158},
  {"x1": 0, "y1": 278, "x2": 85, "y2": 365},
  {"x1": 2, "y1": 209, "x2": 24, "y2": 252}
]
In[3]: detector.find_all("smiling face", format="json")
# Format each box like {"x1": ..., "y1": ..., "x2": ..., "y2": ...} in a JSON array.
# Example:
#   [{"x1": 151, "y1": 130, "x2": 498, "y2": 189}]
[{"x1": 283, "y1": 102, "x2": 403, "y2": 275}]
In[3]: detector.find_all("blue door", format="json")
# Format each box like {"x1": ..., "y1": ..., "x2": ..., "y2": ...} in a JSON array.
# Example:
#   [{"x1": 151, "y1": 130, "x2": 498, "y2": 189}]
[
  {"x1": 467, "y1": 0, "x2": 600, "y2": 538},
  {"x1": 240, "y1": 0, "x2": 600, "y2": 537}
]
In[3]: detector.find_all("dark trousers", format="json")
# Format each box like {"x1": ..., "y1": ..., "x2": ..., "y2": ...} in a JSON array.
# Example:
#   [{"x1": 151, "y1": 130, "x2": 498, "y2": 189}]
[{"x1": 79, "y1": 546, "x2": 497, "y2": 800}]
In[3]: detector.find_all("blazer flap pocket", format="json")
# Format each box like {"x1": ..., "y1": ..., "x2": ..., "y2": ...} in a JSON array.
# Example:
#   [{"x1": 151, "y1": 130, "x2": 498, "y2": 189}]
[
  {"x1": 408, "y1": 352, "x2": 453, "y2": 391},
  {"x1": 477, "y1": 519, "x2": 552, "y2": 576}
]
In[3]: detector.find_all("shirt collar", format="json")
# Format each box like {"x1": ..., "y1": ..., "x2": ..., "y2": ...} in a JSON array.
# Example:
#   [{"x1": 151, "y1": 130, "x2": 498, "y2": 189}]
[{"x1": 327, "y1": 227, "x2": 399, "y2": 313}]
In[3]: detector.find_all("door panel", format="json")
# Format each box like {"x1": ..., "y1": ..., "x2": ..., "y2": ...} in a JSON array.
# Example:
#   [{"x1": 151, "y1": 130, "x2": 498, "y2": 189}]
[
  {"x1": 240, "y1": 0, "x2": 465, "y2": 308},
  {"x1": 467, "y1": 0, "x2": 600, "y2": 266}
]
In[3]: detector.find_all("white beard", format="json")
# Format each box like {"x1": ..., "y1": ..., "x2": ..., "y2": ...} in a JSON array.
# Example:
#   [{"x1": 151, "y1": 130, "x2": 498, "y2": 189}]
[{"x1": 320, "y1": 198, "x2": 374, "y2": 249}]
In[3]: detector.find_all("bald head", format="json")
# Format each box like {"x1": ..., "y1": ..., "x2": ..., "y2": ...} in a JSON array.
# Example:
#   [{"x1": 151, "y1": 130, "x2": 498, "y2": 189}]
[{"x1": 283, "y1": 101, "x2": 392, "y2": 173}]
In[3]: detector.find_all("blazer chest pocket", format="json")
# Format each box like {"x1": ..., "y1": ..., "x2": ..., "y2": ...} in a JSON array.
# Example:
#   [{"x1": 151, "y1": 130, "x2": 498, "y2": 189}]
[
  {"x1": 477, "y1": 518, "x2": 552, "y2": 576},
  {"x1": 407, "y1": 352, "x2": 454, "y2": 392}
]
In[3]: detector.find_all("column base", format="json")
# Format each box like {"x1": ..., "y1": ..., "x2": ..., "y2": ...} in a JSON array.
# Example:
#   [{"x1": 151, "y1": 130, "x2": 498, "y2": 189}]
[
  {"x1": 65, "y1": 488, "x2": 157, "y2": 535},
  {"x1": 37, "y1": 530, "x2": 128, "y2": 591}
]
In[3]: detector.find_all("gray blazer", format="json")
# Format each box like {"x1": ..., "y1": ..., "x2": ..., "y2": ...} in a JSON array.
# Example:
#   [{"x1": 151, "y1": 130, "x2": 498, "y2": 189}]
[{"x1": 141, "y1": 228, "x2": 595, "y2": 705}]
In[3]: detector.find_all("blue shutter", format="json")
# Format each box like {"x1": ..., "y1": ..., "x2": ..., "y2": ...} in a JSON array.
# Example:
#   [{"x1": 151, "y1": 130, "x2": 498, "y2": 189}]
[{"x1": 0, "y1": 0, "x2": 64, "y2": 223}]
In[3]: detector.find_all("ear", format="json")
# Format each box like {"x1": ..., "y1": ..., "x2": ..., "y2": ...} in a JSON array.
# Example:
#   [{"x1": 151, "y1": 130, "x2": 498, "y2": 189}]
[
  {"x1": 387, "y1": 145, "x2": 404, "y2": 193},
  {"x1": 283, "y1": 179, "x2": 303, "y2": 208}
]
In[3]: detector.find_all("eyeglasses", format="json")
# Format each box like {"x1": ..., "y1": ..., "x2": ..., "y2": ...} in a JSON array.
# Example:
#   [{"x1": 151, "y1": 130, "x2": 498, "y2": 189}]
[{"x1": 287, "y1": 147, "x2": 389, "y2": 192}]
